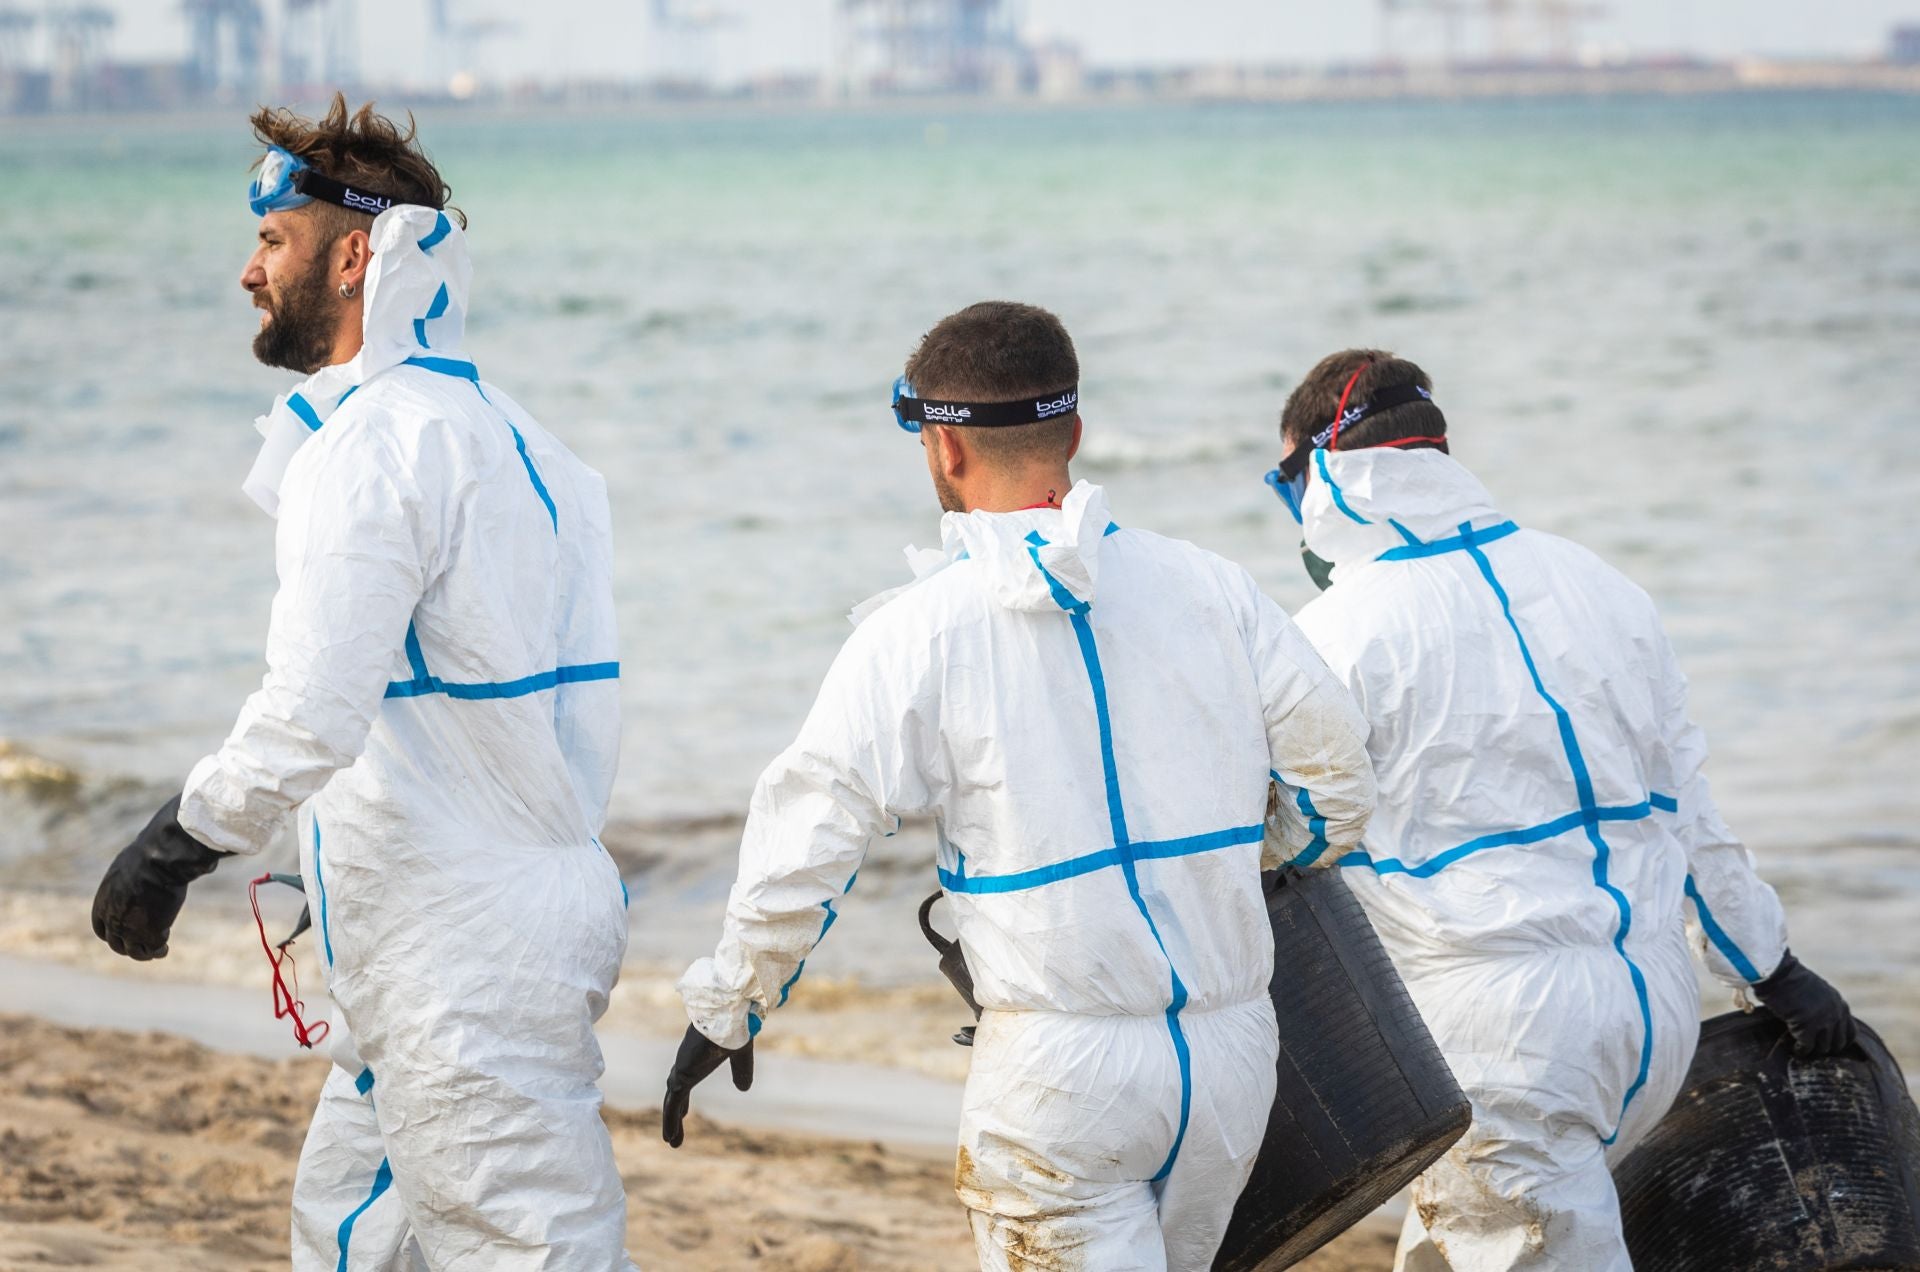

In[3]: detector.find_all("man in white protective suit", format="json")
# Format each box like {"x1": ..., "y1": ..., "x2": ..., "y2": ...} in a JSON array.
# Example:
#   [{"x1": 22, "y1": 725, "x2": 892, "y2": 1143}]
[
  {"x1": 668, "y1": 301, "x2": 1378, "y2": 1269},
  {"x1": 88, "y1": 97, "x2": 635, "y2": 1269},
  {"x1": 1263, "y1": 348, "x2": 1857, "y2": 1272}
]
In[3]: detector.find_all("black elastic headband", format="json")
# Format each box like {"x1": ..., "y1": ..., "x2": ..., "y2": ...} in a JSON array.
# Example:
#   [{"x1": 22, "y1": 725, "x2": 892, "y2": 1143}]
[
  {"x1": 895, "y1": 385, "x2": 1080, "y2": 429},
  {"x1": 293, "y1": 168, "x2": 415, "y2": 217},
  {"x1": 1280, "y1": 383, "x2": 1443, "y2": 480}
]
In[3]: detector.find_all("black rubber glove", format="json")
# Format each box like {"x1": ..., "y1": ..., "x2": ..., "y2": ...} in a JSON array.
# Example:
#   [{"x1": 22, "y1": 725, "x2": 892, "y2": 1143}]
[
  {"x1": 1753, "y1": 950, "x2": 1856, "y2": 1058},
  {"x1": 90, "y1": 795, "x2": 228, "y2": 961},
  {"x1": 661, "y1": 1023, "x2": 753, "y2": 1148}
]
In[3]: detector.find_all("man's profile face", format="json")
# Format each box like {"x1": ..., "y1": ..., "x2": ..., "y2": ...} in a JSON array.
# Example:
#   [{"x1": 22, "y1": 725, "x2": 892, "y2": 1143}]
[{"x1": 241, "y1": 209, "x2": 338, "y2": 374}]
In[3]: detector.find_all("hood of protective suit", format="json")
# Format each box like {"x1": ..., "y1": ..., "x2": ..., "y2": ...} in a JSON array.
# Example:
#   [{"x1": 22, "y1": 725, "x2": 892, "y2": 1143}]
[
  {"x1": 1298, "y1": 447, "x2": 1504, "y2": 580},
  {"x1": 244, "y1": 205, "x2": 471, "y2": 516},
  {"x1": 943, "y1": 480, "x2": 1111, "y2": 612},
  {"x1": 849, "y1": 481, "x2": 1115, "y2": 627}
]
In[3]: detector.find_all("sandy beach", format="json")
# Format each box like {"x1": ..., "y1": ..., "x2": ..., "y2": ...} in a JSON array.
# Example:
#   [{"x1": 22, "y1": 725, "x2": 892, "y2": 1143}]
[
  {"x1": 0, "y1": 809, "x2": 1911, "y2": 1270},
  {"x1": 0, "y1": 890, "x2": 1397, "y2": 1269},
  {"x1": 0, "y1": 1012, "x2": 1398, "y2": 1270}
]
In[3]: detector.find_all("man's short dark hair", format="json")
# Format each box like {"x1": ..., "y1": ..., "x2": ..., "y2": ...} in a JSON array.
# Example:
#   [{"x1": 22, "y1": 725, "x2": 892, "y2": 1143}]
[
  {"x1": 903, "y1": 301, "x2": 1079, "y2": 466},
  {"x1": 250, "y1": 93, "x2": 462, "y2": 244},
  {"x1": 1280, "y1": 348, "x2": 1446, "y2": 454}
]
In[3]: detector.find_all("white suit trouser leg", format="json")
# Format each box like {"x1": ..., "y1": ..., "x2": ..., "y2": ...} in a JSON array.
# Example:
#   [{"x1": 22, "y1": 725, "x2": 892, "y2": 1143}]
[
  {"x1": 297, "y1": 845, "x2": 636, "y2": 1271},
  {"x1": 290, "y1": 996, "x2": 634, "y2": 1272},
  {"x1": 1392, "y1": 1117, "x2": 1629, "y2": 1272},
  {"x1": 292, "y1": 1021, "x2": 426, "y2": 1271},
  {"x1": 957, "y1": 997, "x2": 1277, "y2": 1271},
  {"x1": 1390, "y1": 946, "x2": 1697, "y2": 1272}
]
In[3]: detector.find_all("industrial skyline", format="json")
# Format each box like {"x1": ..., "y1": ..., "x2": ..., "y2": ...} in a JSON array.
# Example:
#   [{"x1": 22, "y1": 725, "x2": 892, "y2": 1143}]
[
  {"x1": 2, "y1": 0, "x2": 1916, "y2": 114},
  {"x1": 40, "y1": 0, "x2": 1920, "y2": 91}
]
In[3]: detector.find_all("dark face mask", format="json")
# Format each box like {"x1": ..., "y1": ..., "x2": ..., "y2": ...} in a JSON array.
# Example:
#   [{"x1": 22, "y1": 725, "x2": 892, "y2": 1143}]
[{"x1": 1301, "y1": 541, "x2": 1335, "y2": 591}]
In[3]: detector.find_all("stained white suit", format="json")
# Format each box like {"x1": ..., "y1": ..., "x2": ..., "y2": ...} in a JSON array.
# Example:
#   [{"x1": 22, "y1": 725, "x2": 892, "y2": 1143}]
[
  {"x1": 681, "y1": 482, "x2": 1376, "y2": 1269},
  {"x1": 1289, "y1": 445, "x2": 1788, "y2": 1272}
]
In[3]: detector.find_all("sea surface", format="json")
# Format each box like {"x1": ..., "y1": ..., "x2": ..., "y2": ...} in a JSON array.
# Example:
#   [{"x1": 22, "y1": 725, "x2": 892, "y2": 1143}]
[{"x1": 1, "y1": 93, "x2": 1916, "y2": 1037}]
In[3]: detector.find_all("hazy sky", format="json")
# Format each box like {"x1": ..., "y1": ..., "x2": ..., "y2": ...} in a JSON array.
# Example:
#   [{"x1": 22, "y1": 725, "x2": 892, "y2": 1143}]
[{"x1": 95, "y1": 0, "x2": 1920, "y2": 89}]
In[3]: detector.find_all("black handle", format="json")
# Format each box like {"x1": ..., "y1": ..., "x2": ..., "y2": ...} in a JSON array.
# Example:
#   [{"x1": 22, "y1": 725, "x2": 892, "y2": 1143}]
[{"x1": 918, "y1": 891, "x2": 956, "y2": 956}]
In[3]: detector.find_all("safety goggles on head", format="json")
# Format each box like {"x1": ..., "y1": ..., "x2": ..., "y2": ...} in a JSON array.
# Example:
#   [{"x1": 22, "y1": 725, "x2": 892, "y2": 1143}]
[
  {"x1": 891, "y1": 375, "x2": 1080, "y2": 435},
  {"x1": 1265, "y1": 465, "x2": 1308, "y2": 525},
  {"x1": 1263, "y1": 370, "x2": 1445, "y2": 524},
  {"x1": 248, "y1": 144, "x2": 409, "y2": 219}
]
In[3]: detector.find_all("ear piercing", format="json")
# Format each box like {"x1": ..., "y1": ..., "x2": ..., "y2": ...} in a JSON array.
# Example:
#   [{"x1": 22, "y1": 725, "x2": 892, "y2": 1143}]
[{"x1": 339, "y1": 283, "x2": 358, "y2": 299}]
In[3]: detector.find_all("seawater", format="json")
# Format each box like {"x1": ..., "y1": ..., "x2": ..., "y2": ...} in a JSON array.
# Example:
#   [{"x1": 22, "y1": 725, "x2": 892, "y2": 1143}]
[{"x1": 1, "y1": 93, "x2": 1916, "y2": 1033}]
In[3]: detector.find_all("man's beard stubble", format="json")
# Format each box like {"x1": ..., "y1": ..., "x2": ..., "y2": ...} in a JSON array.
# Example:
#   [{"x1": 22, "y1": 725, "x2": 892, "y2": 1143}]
[
  {"x1": 252, "y1": 257, "x2": 340, "y2": 374},
  {"x1": 931, "y1": 464, "x2": 965, "y2": 514}
]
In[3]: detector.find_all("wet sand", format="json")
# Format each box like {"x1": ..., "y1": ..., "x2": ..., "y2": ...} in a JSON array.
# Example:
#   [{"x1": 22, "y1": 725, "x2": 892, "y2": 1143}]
[{"x1": 0, "y1": 1014, "x2": 1398, "y2": 1270}]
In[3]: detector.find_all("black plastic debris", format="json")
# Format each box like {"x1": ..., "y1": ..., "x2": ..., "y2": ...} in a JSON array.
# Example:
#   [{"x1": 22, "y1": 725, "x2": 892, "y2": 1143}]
[
  {"x1": 1214, "y1": 865, "x2": 1472, "y2": 1271},
  {"x1": 1614, "y1": 1009, "x2": 1920, "y2": 1272}
]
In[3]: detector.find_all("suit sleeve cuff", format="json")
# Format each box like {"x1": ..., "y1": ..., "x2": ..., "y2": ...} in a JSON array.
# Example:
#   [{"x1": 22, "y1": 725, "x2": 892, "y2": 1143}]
[{"x1": 176, "y1": 754, "x2": 277, "y2": 856}]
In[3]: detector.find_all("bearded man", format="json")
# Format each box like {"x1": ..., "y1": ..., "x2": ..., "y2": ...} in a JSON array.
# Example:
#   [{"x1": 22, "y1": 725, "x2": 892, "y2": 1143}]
[{"x1": 89, "y1": 96, "x2": 634, "y2": 1269}]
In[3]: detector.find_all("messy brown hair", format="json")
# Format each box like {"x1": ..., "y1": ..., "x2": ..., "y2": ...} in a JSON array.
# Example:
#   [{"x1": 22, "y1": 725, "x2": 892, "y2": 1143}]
[
  {"x1": 903, "y1": 301, "x2": 1079, "y2": 466},
  {"x1": 1280, "y1": 348, "x2": 1446, "y2": 453},
  {"x1": 249, "y1": 92, "x2": 462, "y2": 244}
]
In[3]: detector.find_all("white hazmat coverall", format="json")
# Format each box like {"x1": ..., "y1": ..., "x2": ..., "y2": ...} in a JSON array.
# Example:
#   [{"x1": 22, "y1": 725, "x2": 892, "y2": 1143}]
[
  {"x1": 679, "y1": 482, "x2": 1376, "y2": 1270},
  {"x1": 177, "y1": 205, "x2": 634, "y2": 1271},
  {"x1": 1287, "y1": 446, "x2": 1789, "y2": 1272}
]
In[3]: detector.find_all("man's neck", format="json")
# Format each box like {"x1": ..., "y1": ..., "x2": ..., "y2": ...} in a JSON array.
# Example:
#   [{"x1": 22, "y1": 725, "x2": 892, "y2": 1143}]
[
  {"x1": 963, "y1": 469, "x2": 1073, "y2": 515},
  {"x1": 325, "y1": 312, "x2": 366, "y2": 370}
]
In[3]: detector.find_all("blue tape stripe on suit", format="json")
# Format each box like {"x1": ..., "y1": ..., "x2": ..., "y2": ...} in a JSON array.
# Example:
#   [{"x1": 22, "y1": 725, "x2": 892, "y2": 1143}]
[
  {"x1": 413, "y1": 282, "x2": 450, "y2": 349},
  {"x1": 1071, "y1": 612, "x2": 1130, "y2": 848},
  {"x1": 1338, "y1": 799, "x2": 1667, "y2": 878},
  {"x1": 1585, "y1": 818, "x2": 1655, "y2": 1145},
  {"x1": 1464, "y1": 529, "x2": 1595, "y2": 811},
  {"x1": 400, "y1": 356, "x2": 557, "y2": 532},
  {"x1": 417, "y1": 211, "x2": 452, "y2": 253},
  {"x1": 507, "y1": 421, "x2": 558, "y2": 531},
  {"x1": 385, "y1": 660, "x2": 619, "y2": 700},
  {"x1": 1289, "y1": 785, "x2": 1332, "y2": 867},
  {"x1": 335, "y1": 1157, "x2": 393, "y2": 1271},
  {"x1": 938, "y1": 824, "x2": 1263, "y2": 895},
  {"x1": 770, "y1": 869, "x2": 860, "y2": 1018},
  {"x1": 353, "y1": 1067, "x2": 374, "y2": 1096},
  {"x1": 1458, "y1": 528, "x2": 1652, "y2": 1143},
  {"x1": 401, "y1": 354, "x2": 477, "y2": 380},
  {"x1": 1313, "y1": 449, "x2": 1371, "y2": 525},
  {"x1": 1126, "y1": 848, "x2": 1193, "y2": 1183},
  {"x1": 402, "y1": 622, "x2": 430, "y2": 683},
  {"x1": 1684, "y1": 875, "x2": 1764, "y2": 982},
  {"x1": 1022, "y1": 532, "x2": 1193, "y2": 1182},
  {"x1": 1377, "y1": 520, "x2": 1520, "y2": 561},
  {"x1": 313, "y1": 818, "x2": 334, "y2": 968},
  {"x1": 288, "y1": 392, "x2": 323, "y2": 432},
  {"x1": 1024, "y1": 531, "x2": 1092, "y2": 616}
]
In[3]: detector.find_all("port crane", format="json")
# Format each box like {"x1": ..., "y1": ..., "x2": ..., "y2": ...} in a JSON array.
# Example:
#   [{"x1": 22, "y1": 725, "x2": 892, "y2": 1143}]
[{"x1": 1380, "y1": 0, "x2": 1609, "y2": 66}]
